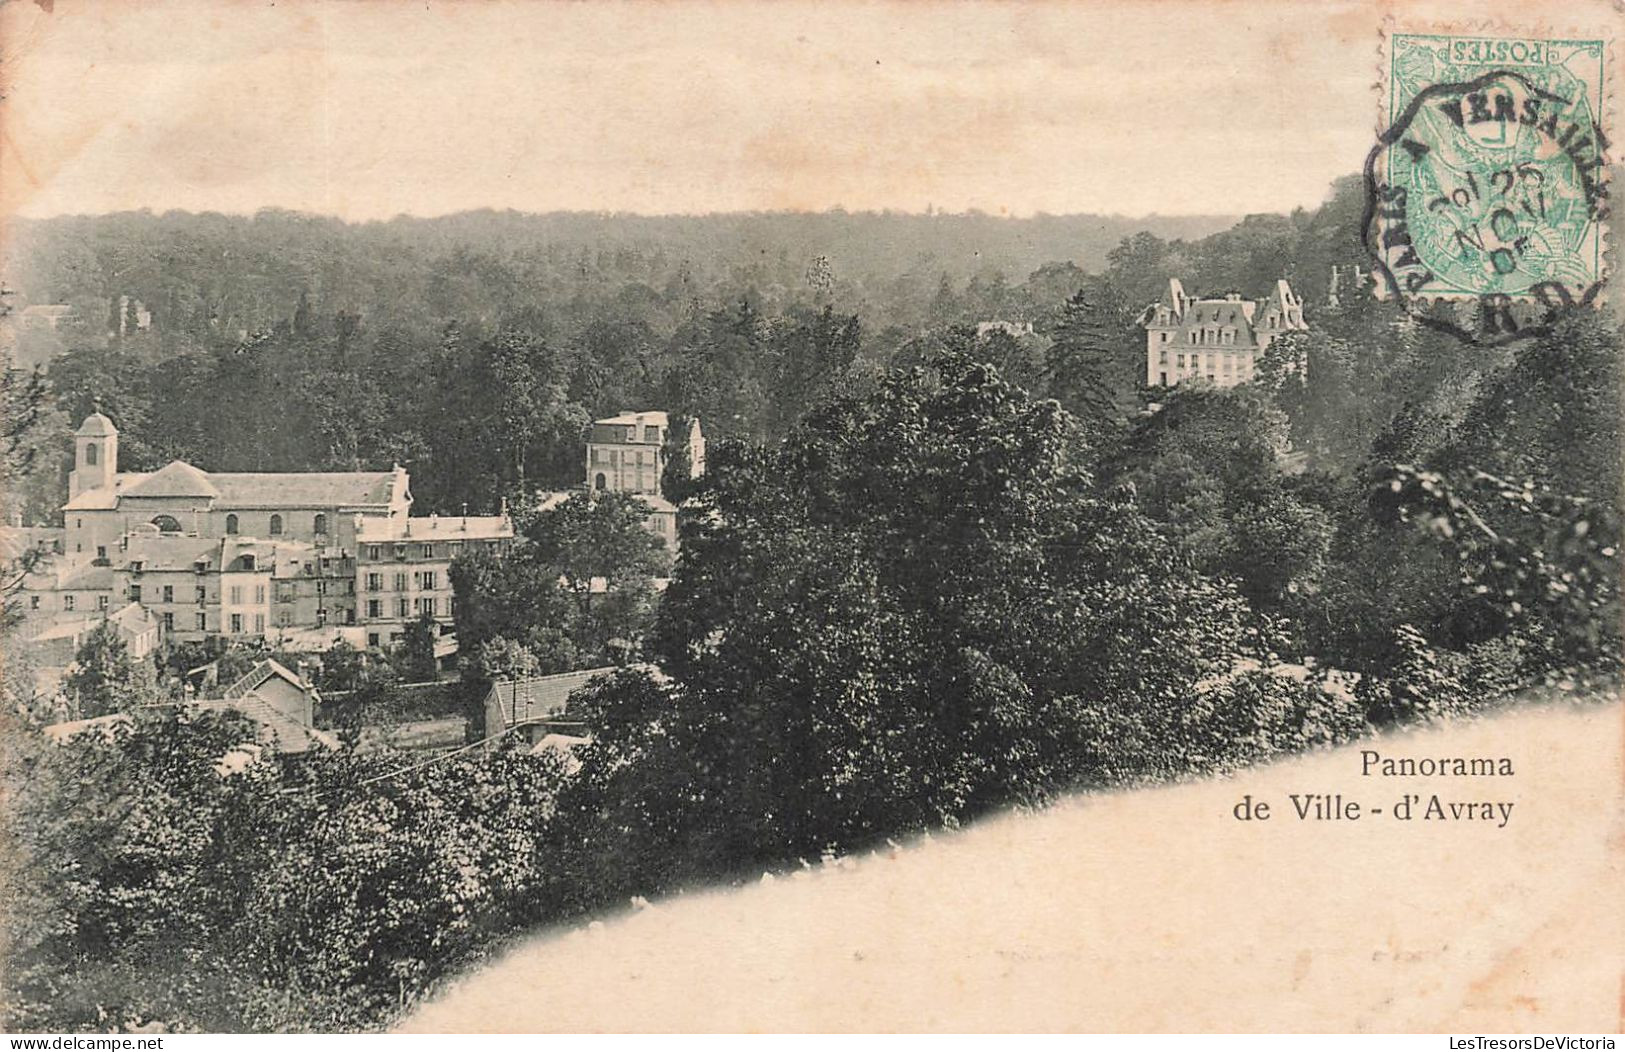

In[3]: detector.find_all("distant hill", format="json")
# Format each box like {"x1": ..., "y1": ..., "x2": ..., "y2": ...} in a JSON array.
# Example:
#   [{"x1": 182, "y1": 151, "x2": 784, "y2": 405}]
[{"x1": 1, "y1": 208, "x2": 1237, "y2": 340}]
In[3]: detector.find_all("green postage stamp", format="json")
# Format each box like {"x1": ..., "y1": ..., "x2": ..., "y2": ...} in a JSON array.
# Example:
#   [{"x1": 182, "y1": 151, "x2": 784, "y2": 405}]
[{"x1": 1367, "y1": 28, "x2": 1610, "y2": 316}]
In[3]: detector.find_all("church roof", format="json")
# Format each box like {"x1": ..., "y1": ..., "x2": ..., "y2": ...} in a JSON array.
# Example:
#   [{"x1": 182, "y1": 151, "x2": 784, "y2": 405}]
[
  {"x1": 75, "y1": 412, "x2": 118, "y2": 437},
  {"x1": 207, "y1": 470, "x2": 402, "y2": 508},
  {"x1": 121, "y1": 461, "x2": 220, "y2": 500}
]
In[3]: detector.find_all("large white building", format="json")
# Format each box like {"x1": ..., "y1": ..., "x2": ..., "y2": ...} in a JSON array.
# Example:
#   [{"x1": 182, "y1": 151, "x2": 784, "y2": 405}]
[
  {"x1": 20, "y1": 413, "x2": 513, "y2": 654},
  {"x1": 580, "y1": 411, "x2": 705, "y2": 551},
  {"x1": 1141, "y1": 278, "x2": 1308, "y2": 388}
]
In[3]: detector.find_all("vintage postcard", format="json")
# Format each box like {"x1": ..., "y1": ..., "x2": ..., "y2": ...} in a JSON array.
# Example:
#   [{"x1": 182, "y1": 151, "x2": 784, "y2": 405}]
[{"x1": 0, "y1": 0, "x2": 1619, "y2": 1038}]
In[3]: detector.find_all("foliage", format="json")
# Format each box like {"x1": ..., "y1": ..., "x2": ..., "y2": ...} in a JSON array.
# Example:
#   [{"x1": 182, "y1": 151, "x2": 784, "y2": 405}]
[
  {"x1": 1, "y1": 708, "x2": 574, "y2": 1033},
  {"x1": 65, "y1": 623, "x2": 157, "y2": 718}
]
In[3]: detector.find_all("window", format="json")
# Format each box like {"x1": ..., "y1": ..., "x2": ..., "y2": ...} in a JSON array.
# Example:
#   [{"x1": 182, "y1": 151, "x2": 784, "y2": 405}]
[
  {"x1": 422, "y1": 570, "x2": 437, "y2": 590},
  {"x1": 367, "y1": 545, "x2": 381, "y2": 560},
  {"x1": 152, "y1": 514, "x2": 181, "y2": 533},
  {"x1": 196, "y1": 586, "x2": 207, "y2": 605},
  {"x1": 29, "y1": 595, "x2": 39, "y2": 610},
  {"x1": 1160, "y1": 332, "x2": 1169, "y2": 343},
  {"x1": 253, "y1": 585, "x2": 266, "y2": 604},
  {"x1": 314, "y1": 513, "x2": 328, "y2": 535},
  {"x1": 396, "y1": 598, "x2": 410, "y2": 618},
  {"x1": 1177, "y1": 354, "x2": 1185, "y2": 368},
  {"x1": 196, "y1": 612, "x2": 207, "y2": 631},
  {"x1": 96, "y1": 546, "x2": 107, "y2": 561},
  {"x1": 163, "y1": 585, "x2": 174, "y2": 603},
  {"x1": 230, "y1": 613, "x2": 243, "y2": 634},
  {"x1": 393, "y1": 544, "x2": 406, "y2": 560},
  {"x1": 346, "y1": 608, "x2": 356, "y2": 625},
  {"x1": 1158, "y1": 350, "x2": 1168, "y2": 365},
  {"x1": 229, "y1": 585, "x2": 243, "y2": 605},
  {"x1": 416, "y1": 596, "x2": 437, "y2": 617},
  {"x1": 278, "y1": 608, "x2": 292, "y2": 627},
  {"x1": 268, "y1": 514, "x2": 283, "y2": 536},
  {"x1": 368, "y1": 632, "x2": 380, "y2": 648},
  {"x1": 85, "y1": 444, "x2": 97, "y2": 466},
  {"x1": 162, "y1": 612, "x2": 173, "y2": 631},
  {"x1": 63, "y1": 595, "x2": 75, "y2": 611},
  {"x1": 595, "y1": 473, "x2": 607, "y2": 491},
  {"x1": 367, "y1": 599, "x2": 382, "y2": 618},
  {"x1": 240, "y1": 554, "x2": 256, "y2": 571},
  {"x1": 127, "y1": 585, "x2": 140, "y2": 603},
  {"x1": 393, "y1": 572, "x2": 407, "y2": 592},
  {"x1": 316, "y1": 581, "x2": 327, "y2": 596},
  {"x1": 1159, "y1": 371, "x2": 1168, "y2": 385},
  {"x1": 345, "y1": 580, "x2": 355, "y2": 595},
  {"x1": 253, "y1": 614, "x2": 265, "y2": 634},
  {"x1": 420, "y1": 543, "x2": 434, "y2": 559},
  {"x1": 225, "y1": 514, "x2": 239, "y2": 535},
  {"x1": 366, "y1": 573, "x2": 382, "y2": 591}
]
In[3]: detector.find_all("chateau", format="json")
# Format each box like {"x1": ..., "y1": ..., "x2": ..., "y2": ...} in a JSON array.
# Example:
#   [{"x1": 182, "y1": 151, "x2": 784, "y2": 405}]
[{"x1": 1141, "y1": 278, "x2": 1308, "y2": 388}]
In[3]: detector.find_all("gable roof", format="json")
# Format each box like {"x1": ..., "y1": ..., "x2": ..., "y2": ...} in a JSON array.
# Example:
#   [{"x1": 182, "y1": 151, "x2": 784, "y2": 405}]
[
  {"x1": 121, "y1": 460, "x2": 220, "y2": 499},
  {"x1": 221, "y1": 657, "x2": 309, "y2": 700},
  {"x1": 486, "y1": 666, "x2": 618, "y2": 730}
]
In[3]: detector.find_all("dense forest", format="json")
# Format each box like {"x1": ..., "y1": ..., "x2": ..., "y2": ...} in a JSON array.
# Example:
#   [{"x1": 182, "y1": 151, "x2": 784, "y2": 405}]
[
  {"x1": 1, "y1": 186, "x2": 1368, "y2": 519},
  {"x1": 2, "y1": 174, "x2": 1619, "y2": 1032}
]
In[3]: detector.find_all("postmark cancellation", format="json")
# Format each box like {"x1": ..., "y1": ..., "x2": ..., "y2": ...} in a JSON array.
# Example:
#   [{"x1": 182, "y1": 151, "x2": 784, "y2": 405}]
[{"x1": 1367, "y1": 27, "x2": 1611, "y2": 325}]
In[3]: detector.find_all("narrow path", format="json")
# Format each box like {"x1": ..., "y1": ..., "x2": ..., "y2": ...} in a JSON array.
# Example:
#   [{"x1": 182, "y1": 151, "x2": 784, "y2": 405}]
[{"x1": 402, "y1": 699, "x2": 1623, "y2": 1032}]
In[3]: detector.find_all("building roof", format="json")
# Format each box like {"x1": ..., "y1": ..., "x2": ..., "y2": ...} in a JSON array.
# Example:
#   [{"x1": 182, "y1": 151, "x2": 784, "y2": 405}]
[
  {"x1": 121, "y1": 460, "x2": 221, "y2": 499},
  {"x1": 220, "y1": 657, "x2": 309, "y2": 700},
  {"x1": 66, "y1": 464, "x2": 407, "y2": 513},
  {"x1": 194, "y1": 695, "x2": 338, "y2": 754},
  {"x1": 208, "y1": 469, "x2": 404, "y2": 509},
  {"x1": 42, "y1": 712, "x2": 133, "y2": 744},
  {"x1": 62, "y1": 474, "x2": 147, "y2": 511},
  {"x1": 355, "y1": 513, "x2": 513, "y2": 544},
  {"x1": 75, "y1": 412, "x2": 118, "y2": 437},
  {"x1": 486, "y1": 666, "x2": 618, "y2": 730},
  {"x1": 596, "y1": 410, "x2": 670, "y2": 428},
  {"x1": 56, "y1": 560, "x2": 113, "y2": 591}
]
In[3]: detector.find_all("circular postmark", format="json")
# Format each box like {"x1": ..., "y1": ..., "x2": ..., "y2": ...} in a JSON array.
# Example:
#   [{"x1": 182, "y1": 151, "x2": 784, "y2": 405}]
[{"x1": 1363, "y1": 36, "x2": 1609, "y2": 344}]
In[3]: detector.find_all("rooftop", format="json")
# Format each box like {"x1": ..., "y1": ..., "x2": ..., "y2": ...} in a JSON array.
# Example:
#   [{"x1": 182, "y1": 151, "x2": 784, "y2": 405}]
[{"x1": 486, "y1": 666, "x2": 619, "y2": 730}]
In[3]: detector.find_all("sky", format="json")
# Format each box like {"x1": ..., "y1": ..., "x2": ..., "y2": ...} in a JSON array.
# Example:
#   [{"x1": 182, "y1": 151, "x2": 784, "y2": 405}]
[{"x1": 0, "y1": 0, "x2": 1389, "y2": 221}]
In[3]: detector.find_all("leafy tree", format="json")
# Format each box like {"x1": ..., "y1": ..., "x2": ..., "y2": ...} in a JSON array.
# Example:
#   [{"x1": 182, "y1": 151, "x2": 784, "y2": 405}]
[
  {"x1": 65, "y1": 623, "x2": 156, "y2": 718},
  {"x1": 399, "y1": 612, "x2": 440, "y2": 683}
]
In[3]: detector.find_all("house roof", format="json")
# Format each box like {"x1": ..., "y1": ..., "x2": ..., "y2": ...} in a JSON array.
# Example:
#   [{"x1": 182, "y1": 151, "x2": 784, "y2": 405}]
[
  {"x1": 355, "y1": 514, "x2": 513, "y2": 544},
  {"x1": 486, "y1": 666, "x2": 618, "y2": 730},
  {"x1": 57, "y1": 560, "x2": 113, "y2": 591},
  {"x1": 121, "y1": 460, "x2": 220, "y2": 499},
  {"x1": 596, "y1": 410, "x2": 669, "y2": 428},
  {"x1": 42, "y1": 712, "x2": 133, "y2": 743},
  {"x1": 195, "y1": 695, "x2": 337, "y2": 754},
  {"x1": 220, "y1": 657, "x2": 309, "y2": 700}
]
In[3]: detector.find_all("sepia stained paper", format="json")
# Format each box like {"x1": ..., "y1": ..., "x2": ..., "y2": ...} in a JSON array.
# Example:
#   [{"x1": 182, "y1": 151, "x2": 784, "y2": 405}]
[{"x1": 0, "y1": 0, "x2": 1620, "y2": 1035}]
